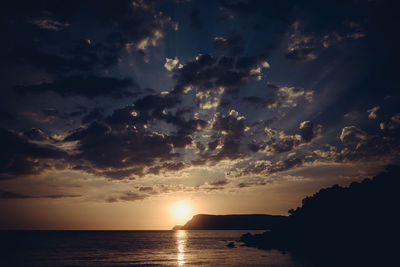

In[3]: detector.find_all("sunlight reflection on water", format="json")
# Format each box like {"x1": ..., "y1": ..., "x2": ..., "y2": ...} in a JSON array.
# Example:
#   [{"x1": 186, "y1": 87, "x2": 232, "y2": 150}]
[
  {"x1": 175, "y1": 230, "x2": 187, "y2": 265},
  {"x1": 2, "y1": 230, "x2": 306, "y2": 266}
]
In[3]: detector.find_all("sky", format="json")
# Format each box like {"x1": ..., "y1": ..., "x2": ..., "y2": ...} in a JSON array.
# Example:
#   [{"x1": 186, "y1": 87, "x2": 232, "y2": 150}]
[{"x1": 1, "y1": 0, "x2": 399, "y2": 230}]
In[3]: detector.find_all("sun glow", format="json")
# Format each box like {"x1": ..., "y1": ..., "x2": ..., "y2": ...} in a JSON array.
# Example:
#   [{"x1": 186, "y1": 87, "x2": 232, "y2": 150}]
[{"x1": 171, "y1": 201, "x2": 192, "y2": 223}]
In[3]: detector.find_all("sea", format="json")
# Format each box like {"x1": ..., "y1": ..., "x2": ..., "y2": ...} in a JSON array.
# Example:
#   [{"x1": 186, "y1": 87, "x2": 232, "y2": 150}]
[{"x1": 0, "y1": 230, "x2": 308, "y2": 266}]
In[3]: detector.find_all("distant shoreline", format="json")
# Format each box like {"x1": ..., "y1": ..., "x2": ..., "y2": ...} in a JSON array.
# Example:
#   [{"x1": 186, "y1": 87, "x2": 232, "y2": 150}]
[{"x1": 172, "y1": 214, "x2": 286, "y2": 230}]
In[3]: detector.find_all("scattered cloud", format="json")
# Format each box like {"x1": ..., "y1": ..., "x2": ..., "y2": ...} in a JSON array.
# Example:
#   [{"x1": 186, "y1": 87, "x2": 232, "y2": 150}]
[
  {"x1": 0, "y1": 190, "x2": 81, "y2": 199},
  {"x1": 367, "y1": 106, "x2": 380, "y2": 119},
  {"x1": 28, "y1": 18, "x2": 70, "y2": 31},
  {"x1": 0, "y1": 128, "x2": 68, "y2": 180},
  {"x1": 164, "y1": 57, "x2": 179, "y2": 71}
]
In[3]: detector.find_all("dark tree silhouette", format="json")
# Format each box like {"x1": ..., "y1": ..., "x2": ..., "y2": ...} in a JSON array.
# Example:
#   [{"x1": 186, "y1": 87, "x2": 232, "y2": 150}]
[{"x1": 240, "y1": 165, "x2": 400, "y2": 266}]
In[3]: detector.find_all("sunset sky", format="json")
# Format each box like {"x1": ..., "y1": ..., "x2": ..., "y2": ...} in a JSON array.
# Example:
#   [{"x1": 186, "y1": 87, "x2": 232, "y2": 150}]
[{"x1": 1, "y1": 0, "x2": 399, "y2": 230}]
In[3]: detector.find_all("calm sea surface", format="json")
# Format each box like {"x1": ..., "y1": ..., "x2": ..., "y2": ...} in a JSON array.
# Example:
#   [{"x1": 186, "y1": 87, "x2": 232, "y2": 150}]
[{"x1": 0, "y1": 230, "x2": 307, "y2": 266}]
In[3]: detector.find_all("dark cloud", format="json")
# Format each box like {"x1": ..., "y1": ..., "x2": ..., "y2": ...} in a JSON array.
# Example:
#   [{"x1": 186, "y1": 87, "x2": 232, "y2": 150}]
[
  {"x1": 42, "y1": 194, "x2": 82, "y2": 199},
  {"x1": 267, "y1": 137, "x2": 301, "y2": 154},
  {"x1": 134, "y1": 94, "x2": 181, "y2": 113},
  {"x1": 106, "y1": 191, "x2": 148, "y2": 203},
  {"x1": 285, "y1": 47, "x2": 317, "y2": 62},
  {"x1": 63, "y1": 90, "x2": 211, "y2": 179},
  {"x1": 0, "y1": 190, "x2": 81, "y2": 199},
  {"x1": 335, "y1": 124, "x2": 400, "y2": 163},
  {"x1": 102, "y1": 94, "x2": 182, "y2": 131},
  {"x1": 233, "y1": 155, "x2": 305, "y2": 178},
  {"x1": 380, "y1": 113, "x2": 400, "y2": 130},
  {"x1": 101, "y1": 168, "x2": 143, "y2": 180},
  {"x1": 147, "y1": 162, "x2": 185, "y2": 175},
  {"x1": 105, "y1": 94, "x2": 205, "y2": 149},
  {"x1": 367, "y1": 106, "x2": 380, "y2": 119},
  {"x1": 69, "y1": 105, "x2": 88, "y2": 118},
  {"x1": 0, "y1": 190, "x2": 31, "y2": 199},
  {"x1": 213, "y1": 34, "x2": 244, "y2": 56},
  {"x1": 82, "y1": 108, "x2": 105, "y2": 124},
  {"x1": 212, "y1": 110, "x2": 246, "y2": 139},
  {"x1": 269, "y1": 157, "x2": 304, "y2": 174},
  {"x1": 1, "y1": 0, "x2": 176, "y2": 74},
  {"x1": 0, "y1": 128, "x2": 68, "y2": 180},
  {"x1": 210, "y1": 180, "x2": 228, "y2": 186},
  {"x1": 192, "y1": 110, "x2": 248, "y2": 164},
  {"x1": 65, "y1": 122, "x2": 177, "y2": 172},
  {"x1": 171, "y1": 54, "x2": 270, "y2": 98},
  {"x1": 340, "y1": 126, "x2": 367, "y2": 147},
  {"x1": 22, "y1": 128, "x2": 48, "y2": 141},
  {"x1": 299, "y1": 121, "x2": 322, "y2": 143},
  {"x1": 237, "y1": 182, "x2": 249, "y2": 188},
  {"x1": 266, "y1": 85, "x2": 312, "y2": 109},
  {"x1": 16, "y1": 75, "x2": 136, "y2": 99},
  {"x1": 23, "y1": 108, "x2": 80, "y2": 124},
  {"x1": 138, "y1": 186, "x2": 153, "y2": 192}
]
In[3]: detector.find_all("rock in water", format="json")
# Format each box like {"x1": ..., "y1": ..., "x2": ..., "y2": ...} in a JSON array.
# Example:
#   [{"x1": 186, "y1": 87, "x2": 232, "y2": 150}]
[{"x1": 227, "y1": 242, "x2": 236, "y2": 248}]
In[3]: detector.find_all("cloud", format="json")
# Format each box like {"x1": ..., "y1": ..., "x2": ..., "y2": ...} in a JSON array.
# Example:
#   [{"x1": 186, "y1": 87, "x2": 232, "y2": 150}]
[
  {"x1": 147, "y1": 162, "x2": 185, "y2": 175},
  {"x1": 286, "y1": 47, "x2": 317, "y2": 61},
  {"x1": 22, "y1": 128, "x2": 48, "y2": 141},
  {"x1": 82, "y1": 108, "x2": 105, "y2": 124},
  {"x1": 244, "y1": 121, "x2": 321, "y2": 159},
  {"x1": 0, "y1": 128, "x2": 68, "y2": 180},
  {"x1": 285, "y1": 21, "x2": 318, "y2": 61},
  {"x1": 106, "y1": 191, "x2": 148, "y2": 203},
  {"x1": 191, "y1": 110, "x2": 248, "y2": 165},
  {"x1": 2, "y1": 0, "x2": 177, "y2": 77},
  {"x1": 65, "y1": 122, "x2": 177, "y2": 173},
  {"x1": 367, "y1": 106, "x2": 380, "y2": 119},
  {"x1": 16, "y1": 75, "x2": 136, "y2": 99},
  {"x1": 380, "y1": 113, "x2": 400, "y2": 130},
  {"x1": 113, "y1": 0, "x2": 177, "y2": 53},
  {"x1": 0, "y1": 190, "x2": 31, "y2": 199},
  {"x1": 267, "y1": 85, "x2": 313, "y2": 109},
  {"x1": 171, "y1": 54, "x2": 270, "y2": 99},
  {"x1": 101, "y1": 168, "x2": 143, "y2": 180},
  {"x1": 232, "y1": 155, "x2": 305, "y2": 178},
  {"x1": 28, "y1": 18, "x2": 70, "y2": 31},
  {"x1": 264, "y1": 130, "x2": 301, "y2": 154},
  {"x1": 299, "y1": 121, "x2": 322, "y2": 143},
  {"x1": 209, "y1": 180, "x2": 228, "y2": 186},
  {"x1": 22, "y1": 108, "x2": 84, "y2": 124},
  {"x1": 285, "y1": 19, "x2": 367, "y2": 62},
  {"x1": 214, "y1": 34, "x2": 244, "y2": 56},
  {"x1": 242, "y1": 84, "x2": 312, "y2": 110},
  {"x1": 138, "y1": 186, "x2": 153, "y2": 192},
  {"x1": 164, "y1": 57, "x2": 179, "y2": 71},
  {"x1": 63, "y1": 91, "x2": 206, "y2": 179},
  {"x1": 0, "y1": 190, "x2": 81, "y2": 199},
  {"x1": 340, "y1": 126, "x2": 368, "y2": 147}
]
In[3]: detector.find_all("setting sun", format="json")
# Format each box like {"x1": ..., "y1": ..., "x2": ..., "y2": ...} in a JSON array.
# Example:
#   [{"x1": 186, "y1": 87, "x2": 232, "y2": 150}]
[{"x1": 171, "y1": 201, "x2": 192, "y2": 223}]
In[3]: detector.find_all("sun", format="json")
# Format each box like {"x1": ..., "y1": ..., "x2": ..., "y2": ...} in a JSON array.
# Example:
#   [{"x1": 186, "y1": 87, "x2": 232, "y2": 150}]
[{"x1": 171, "y1": 201, "x2": 192, "y2": 223}]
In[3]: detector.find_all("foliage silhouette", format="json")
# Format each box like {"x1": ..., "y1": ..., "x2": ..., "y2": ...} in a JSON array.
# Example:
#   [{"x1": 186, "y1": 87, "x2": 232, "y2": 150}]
[{"x1": 240, "y1": 165, "x2": 400, "y2": 266}]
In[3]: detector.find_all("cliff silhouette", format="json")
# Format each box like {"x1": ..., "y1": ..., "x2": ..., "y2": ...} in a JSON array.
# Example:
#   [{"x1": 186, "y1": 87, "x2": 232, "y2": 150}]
[
  {"x1": 240, "y1": 165, "x2": 400, "y2": 266},
  {"x1": 174, "y1": 214, "x2": 286, "y2": 230}
]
